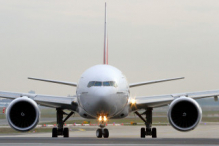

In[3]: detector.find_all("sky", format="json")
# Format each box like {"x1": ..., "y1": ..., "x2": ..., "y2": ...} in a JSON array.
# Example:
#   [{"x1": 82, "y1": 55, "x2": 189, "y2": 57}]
[{"x1": 0, "y1": 0, "x2": 219, "y2": 98}]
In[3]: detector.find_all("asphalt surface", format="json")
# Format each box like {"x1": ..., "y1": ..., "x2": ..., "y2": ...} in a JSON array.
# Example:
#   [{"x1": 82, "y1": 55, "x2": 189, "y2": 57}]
[
  {"x1": 0, "y1": 137, "x2": 218, "y2": 145},
  {"x1": 0, "y1": 125, "x2": 218, "y2": 145}
]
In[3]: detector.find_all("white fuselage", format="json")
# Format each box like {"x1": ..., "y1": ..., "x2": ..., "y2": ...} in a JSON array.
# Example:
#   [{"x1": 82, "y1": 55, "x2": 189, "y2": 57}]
[{"x1": 76, "y1": 65, "x2": 130, "y2": 119}]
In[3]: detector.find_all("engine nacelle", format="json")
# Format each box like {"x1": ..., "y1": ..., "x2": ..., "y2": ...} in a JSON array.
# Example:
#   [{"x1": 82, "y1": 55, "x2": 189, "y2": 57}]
[
  {"x1": 168, "y1": 97, "x2": 202, "y2": 131},
  {"x1": 6, "y1": 97, "x2": 40, "y2": 132}
]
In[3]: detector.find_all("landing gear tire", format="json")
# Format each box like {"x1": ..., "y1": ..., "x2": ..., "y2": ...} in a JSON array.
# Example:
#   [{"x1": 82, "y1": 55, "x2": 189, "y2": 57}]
[
  {"x1": 103, "y1": 128, "x2": 109, "y2": 138},
  {"x1": 96, "y1": 129, "x2": 102, "y2": 138},
  {"x1": 52, "y1": 127, "x2": 58, "y2": 138},
  {"x1": 141, "y1": 128, "x2": 145, "y2": 138},
  {"x1": 63, "y1": 127, "x2": 69, "y2": 138},
  {"x1": 152, "y1": 128, "x2": 157, "y2": 138}
]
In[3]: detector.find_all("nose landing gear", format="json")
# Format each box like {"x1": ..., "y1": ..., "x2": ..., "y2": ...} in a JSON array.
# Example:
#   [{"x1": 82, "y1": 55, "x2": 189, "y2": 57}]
[
  {"x1": 135, "y1": 108, "x2": 157, "y2": 138},
  {"x1": 96, "y1": 127, "x2": 109, "y2": 138},
  {"x1": 96, "y1": 116, "x2": 109, "y2": 138}
]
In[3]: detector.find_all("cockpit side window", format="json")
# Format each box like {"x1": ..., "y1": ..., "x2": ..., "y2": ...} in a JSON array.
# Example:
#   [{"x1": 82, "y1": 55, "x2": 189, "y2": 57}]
[
  {"x1": 87, "y1": 81, "x2": 95, "y2": 87},
  {"x1": 109, "y1": 81, "x2": 117, "y2": 87}
]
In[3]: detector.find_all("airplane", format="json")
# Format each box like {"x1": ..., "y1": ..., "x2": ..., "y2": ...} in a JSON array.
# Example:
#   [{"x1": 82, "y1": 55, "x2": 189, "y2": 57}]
[{"x1": 0, "y1": 3, "x2": 219, "y2": 138}]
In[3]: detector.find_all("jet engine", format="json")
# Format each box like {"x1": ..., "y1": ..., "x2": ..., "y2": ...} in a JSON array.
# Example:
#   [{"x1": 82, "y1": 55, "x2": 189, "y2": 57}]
[
  {"x1": 6, "y1": 97, "x2": 40, "y2": 132},
  {"x1": 168, "y1": 97, "x2": 202, "y2": 131}
]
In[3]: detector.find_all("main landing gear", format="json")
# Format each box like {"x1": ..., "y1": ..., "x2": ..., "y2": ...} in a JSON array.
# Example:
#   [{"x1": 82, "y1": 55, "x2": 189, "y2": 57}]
[
  {"x1": 96, "y1": 124, "x2": 109, "y2": 138},
  {"x1": 52, "y1": 108, "x2": 74, "y2": 138},
  {"x1": 135, "y1": 108, "x2": 157, "y2": 138}
]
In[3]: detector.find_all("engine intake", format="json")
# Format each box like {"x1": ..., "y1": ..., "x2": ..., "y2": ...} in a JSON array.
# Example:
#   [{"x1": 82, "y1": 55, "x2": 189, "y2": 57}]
[
  {"x1": 168, "y1": 97, "x2": 202, "y2": 131},
  {"x1": 6, "y1": 97, "x2": 39, "y2": 132}
]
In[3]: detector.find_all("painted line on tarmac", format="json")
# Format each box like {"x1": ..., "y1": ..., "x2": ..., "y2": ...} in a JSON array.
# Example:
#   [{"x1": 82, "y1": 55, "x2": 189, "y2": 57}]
[
  {"x1": 73, "y1": 129, "x2": 86, "y2": 132},
  {"x1": 78, "y1": 129, "x2": 86, "y2": 131}
]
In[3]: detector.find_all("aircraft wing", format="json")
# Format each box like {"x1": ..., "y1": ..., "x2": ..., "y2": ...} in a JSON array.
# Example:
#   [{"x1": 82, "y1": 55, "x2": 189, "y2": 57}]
[
  {"x1": 131, "y1": 90, "x2": 219, "y2": 111},
  {"x1": 0, "y1": 91, "x2": 78, "y2": 111},
  {"x1": 28, "y1": 77, "x2": 77, "y2": 87},
  {"x1": 129, "y1": 77, "x2": 184, "y2": 88}
]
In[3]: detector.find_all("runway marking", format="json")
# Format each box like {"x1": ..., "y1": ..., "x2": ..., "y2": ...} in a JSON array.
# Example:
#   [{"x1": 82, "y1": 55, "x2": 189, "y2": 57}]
[
  {"x1": 74, "y1": 129, "x2": 86, "y2": 132},
  {"x1": 78, "y1": 129, "x2": 86, "y2": 131}
]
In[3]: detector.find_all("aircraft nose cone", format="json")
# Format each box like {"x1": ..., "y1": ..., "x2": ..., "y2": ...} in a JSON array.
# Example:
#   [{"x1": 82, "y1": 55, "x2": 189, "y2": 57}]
[
  {"x1": 81, "y1": 88, "x2": 117, "y2": 117},
  {"x1": 94, "y1": 90, "x2": 115, "y2": 113},
  {"x1": 80, "y1": 87, "x2": 117, "y2": 117}
]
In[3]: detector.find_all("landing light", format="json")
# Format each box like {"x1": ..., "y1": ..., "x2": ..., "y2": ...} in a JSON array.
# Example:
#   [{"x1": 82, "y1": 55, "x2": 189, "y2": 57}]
[
  {"x1": 98, "y1": 116, "x2": 107, "y2": 122},
  {"x1": 103, "y1": 116, "x2": 107, "y2": 121},
  {"x1": 131, "y1": 99, "x2": 136, "y2": 104},
  {"x1": 99, "y1": 116, "x2": 102, "y2": 121}
]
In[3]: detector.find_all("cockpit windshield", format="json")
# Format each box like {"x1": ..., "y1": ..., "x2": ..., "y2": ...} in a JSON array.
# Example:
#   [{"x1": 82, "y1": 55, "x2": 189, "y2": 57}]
[
  {"x1": 94, "y1": 82, "x2": 102, "y2": 86},
  {"x1": 103, "y1": 81, "x2": 110, "y2": 86},
  {"x1": 87, "y1": 81, "x2": 117, "y2": 87}
]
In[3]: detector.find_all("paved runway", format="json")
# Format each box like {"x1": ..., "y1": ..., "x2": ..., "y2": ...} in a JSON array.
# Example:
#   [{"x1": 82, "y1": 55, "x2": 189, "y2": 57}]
[
  {"x1": 0, "y1": 137, "x2": 218, "y2": 146},
  {"x1": 0, "y1": 125, "x2": 218, "y2": 145}
]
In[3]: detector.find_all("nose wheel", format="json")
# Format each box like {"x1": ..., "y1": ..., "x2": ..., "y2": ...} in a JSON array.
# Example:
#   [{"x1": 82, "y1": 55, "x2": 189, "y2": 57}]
[
  {"x1": 96, "y1": 128, "x2": 109, "y2": 138},
  {"x1": 103, "y1": 128, "x2": 109, "y2": 138},
  {"x1": 96, "y1": 129, "x2": 102, "y2": 138}
]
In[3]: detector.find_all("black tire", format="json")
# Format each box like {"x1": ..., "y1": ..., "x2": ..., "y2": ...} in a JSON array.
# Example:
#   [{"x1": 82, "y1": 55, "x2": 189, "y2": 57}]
[
  {"x1": 103, "y1": 128, "x2": 109, "y2": 138},
  {"x1": 152, "y1": 128, "x2": 157, "y2": 138},
  {"x1": 52, "y1": 127, "x2": 58, "y2": 138},
  {"x1": 96, "y1": 129, "x2": 102, "y2": 138},
  {"x1": 141, "y1": 128, "x2": 145, "y2": 138},
  {"x1": 63, "y1": 127, "x2": 69, "y2": 138}
]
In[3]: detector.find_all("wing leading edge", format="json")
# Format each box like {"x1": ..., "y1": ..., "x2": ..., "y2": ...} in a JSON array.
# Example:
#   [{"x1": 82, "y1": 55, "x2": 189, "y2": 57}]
[
  {"x1": 28, "y1": 77, "x2": 77, "y2": 87},
  {"x1": 0, "y1": 91, "x2": 78, "y2": 111},
  {"x1": 131, "y1": 89, "x2": 219, "y2": 111},
  {"x1": 129, "y1": 77, "x2": 184, "y2": 88}
]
